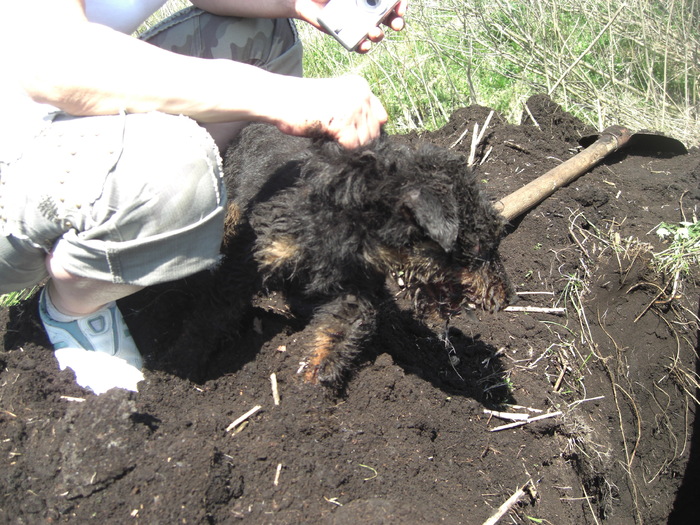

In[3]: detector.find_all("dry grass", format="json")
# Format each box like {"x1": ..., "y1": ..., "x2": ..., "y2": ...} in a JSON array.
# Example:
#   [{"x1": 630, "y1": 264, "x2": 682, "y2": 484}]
[
  {"x1": 542, "y1": 211, "x2": 700, "y2": 523},
  {"x1": 301, "y1": 0, "x2": 700, "y2": 145},
  {"x1": 439, "y1": 0, "x2": 700, "y2": 146}
]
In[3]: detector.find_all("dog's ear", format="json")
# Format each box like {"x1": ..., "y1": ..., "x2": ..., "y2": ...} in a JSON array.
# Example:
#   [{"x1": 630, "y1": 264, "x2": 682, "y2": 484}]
[{"x1": 401, "y1": 188, "x2": 459, "y2": 252}]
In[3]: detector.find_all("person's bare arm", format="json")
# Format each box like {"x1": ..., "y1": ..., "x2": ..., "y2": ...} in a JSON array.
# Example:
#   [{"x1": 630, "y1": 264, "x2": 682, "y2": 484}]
[
  {"x1": 3, "y1": 0, "x2": 387, "y2": 147},
  {"x1": 7, "y1": 0, "x2": 293, "y2": 123}
]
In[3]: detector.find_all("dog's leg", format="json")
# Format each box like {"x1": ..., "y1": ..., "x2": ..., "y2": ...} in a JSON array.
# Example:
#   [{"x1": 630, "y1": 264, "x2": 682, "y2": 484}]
[{"x1": 304, "y1": 294, "x2": 376, "y2": 387}]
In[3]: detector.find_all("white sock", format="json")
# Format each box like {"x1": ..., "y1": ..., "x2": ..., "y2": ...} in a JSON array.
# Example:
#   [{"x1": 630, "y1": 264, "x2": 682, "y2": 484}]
[{"x1": 42, "y1": 287, "x2": 84, "y2": 323}]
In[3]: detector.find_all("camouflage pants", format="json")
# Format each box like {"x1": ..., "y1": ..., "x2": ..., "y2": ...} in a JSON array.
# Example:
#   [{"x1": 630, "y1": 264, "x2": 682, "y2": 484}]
[
  {"x1": 0, "y1": 9, "x2": 302, "y2": 293},
  {"x1": 139, "y1": 6, "x2": 303, "y2": 77}
]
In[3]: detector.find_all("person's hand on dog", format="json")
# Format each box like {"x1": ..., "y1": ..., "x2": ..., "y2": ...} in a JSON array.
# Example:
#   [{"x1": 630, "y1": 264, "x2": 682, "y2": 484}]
[
  {"x1": 11, "y1": 0, "x2": 392, "y2": 150},
  {"x1": 293, "y1": 0, "x2": 407, "y2": 53},
  {"x1": 272, "y1": 75, "x2": 387, "y2": 149}
]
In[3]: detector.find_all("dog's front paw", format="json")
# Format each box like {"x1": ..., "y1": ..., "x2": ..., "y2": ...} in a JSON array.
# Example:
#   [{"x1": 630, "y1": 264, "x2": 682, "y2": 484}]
[
  {"x1": 302, "y1": 294, "x2": 376, "y2": 388},
  {"x1": 304, "y1": 327, "x2": 348, "y2": 386}
]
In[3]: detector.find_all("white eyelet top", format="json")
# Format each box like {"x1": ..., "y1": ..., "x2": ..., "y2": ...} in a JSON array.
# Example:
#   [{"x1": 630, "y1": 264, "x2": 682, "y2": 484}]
[{"x1": 85, "y1": 0, "x2": 169, "y2": 34}]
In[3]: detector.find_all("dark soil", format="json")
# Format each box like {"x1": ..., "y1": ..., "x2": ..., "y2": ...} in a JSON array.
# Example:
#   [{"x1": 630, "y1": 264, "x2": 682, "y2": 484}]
[{"x1": 2, "y1": 95, "x2": 699, "y2": 524}]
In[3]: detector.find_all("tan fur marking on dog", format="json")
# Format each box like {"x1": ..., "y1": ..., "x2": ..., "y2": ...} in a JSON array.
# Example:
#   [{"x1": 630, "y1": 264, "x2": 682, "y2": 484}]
[
  {"x1": 257, "y1": 236, "x2": 299, "y2": 269},
  {"x1": 222, "y1": 202, "x2": 243, "y2": 246},
  {"x1": 304, "y1": 329, "x2": 335, "y2": 383},
  {"x1": 363, "y1": 244, "x2": 403, "y2": 272}
]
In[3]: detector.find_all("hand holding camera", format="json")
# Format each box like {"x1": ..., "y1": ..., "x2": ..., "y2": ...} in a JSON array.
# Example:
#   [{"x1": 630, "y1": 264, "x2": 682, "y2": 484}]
[{"x1": 317, "y1": 0, "x2": 404, "y2": 52}]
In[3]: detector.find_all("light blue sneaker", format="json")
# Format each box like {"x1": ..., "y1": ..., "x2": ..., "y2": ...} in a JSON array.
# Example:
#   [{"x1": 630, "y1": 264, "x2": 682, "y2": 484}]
[{"x1": 38, "y1": 287, "x2": 144, "y2": 393}]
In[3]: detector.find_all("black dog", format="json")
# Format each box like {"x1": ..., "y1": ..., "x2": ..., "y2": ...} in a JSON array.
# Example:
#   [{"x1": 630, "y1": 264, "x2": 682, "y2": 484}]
[{"x1": 218, "y1": 123, "x2": 512, "y2": 387}]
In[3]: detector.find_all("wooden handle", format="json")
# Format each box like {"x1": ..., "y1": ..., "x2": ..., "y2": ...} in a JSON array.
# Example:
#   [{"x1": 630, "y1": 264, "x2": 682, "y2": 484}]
[{"x1": 495, "y1": 125, "x2": 632, "y2": 222}]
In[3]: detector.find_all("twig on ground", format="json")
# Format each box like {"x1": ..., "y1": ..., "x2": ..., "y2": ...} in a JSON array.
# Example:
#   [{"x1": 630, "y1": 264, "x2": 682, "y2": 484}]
[
  {"x1": 553, "y1": 365, "x2": 567, "y2": 392},
  {"x1": 483, "y1": 409, "x2": 531, "y2": 421},
  {"x1": 568, "y1": 395, "x2": 605, "y2": 408},
  {"x1": 450, "y1": 122, "x2": 474, "y2": 150},
  {"x1": 59, "y1": 396, "x2": 86, "y2": 403},
  {"x1": 523, "y1": 102, "x2": 541, "y2": 129},
  {"x1": 505, "y1": 306, "x2": 566, "y2": 315},
  {"x1": 451, "y1": 110, "x2": 493, "y2": 160},
  {"x1": 581, "y1": 483, "x2": 602, "y2": 525},
  {"x1": 469, "y1": 125, "x2": 480, "y2": 166},
  {"x1": 506, "y1": 404, "x2": 543, "y2": 413},
  {"x1": 631, "y1": 278, "x2": 678, "y2": 322},
  {"x1": 226, "y1": 405, "x2": 262, "y2": 433},
  {"x1": 480, "y1": 146, "x2": 493, "y2": 165},
  {"x1": 482, "y1": 479, "x2": 534, "y2": 525},
  {"x1": 274, "y1": 463, "x2": 282, "y2": 486},
  {"x1": 489, "y1": 411, "x2": 562, "y2": 432},
  {"x1": 270, "y1": 373, "x2": 280, "y2": 406},
  {"x1": 467, "y1": 111, "x2": 495, "y2": 166},
  {"x1": 503, "y1": 140, "x2": 530, "y2": 154}
]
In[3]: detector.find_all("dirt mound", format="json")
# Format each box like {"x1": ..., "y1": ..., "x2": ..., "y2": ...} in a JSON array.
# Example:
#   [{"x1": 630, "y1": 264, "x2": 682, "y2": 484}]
[{"x1": 2, "y1": 95, "x2": 699, "y2": 524}]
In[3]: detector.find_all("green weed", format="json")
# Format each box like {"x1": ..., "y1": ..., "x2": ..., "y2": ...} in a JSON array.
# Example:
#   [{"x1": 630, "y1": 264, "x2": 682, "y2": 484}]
[
  {"x1": 0, "y1": 287, "x2": 38, "y2": 308},
  {"x1": 654, "y1": 217, "x2": 700, "y2": 283}
]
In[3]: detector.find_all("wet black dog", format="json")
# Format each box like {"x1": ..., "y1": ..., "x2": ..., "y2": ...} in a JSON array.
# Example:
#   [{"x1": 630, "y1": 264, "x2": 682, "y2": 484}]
[{"x1": 219, "y1": 123, "x2": 512, "y2": 387}]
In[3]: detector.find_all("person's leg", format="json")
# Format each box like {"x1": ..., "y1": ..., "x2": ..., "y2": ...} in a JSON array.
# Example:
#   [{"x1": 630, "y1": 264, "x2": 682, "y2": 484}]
[
  {"x1": 45, "y1": 256, "x2": 142, "y2": 316},
  {"x1": 41, "y1": 110, "x2": 226, "y2": 311},
  {"x1": 0, "y1": 8, "x2": 301, "y2": 392},
  {"x1": 2, "y1": 110, "x2": 225, "y2": 391},
  {"x1": 42, "y1": 9, "x2": 301, "y2": 340},
  {"x1": 33, "y1": 9, "x2": 301, "y2": 310}
]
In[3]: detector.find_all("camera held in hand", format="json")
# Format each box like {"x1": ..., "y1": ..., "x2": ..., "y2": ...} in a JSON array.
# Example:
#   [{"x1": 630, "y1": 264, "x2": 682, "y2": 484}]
[{"x1": 317, "y1": 0, "x2": 400, "y2": 51}]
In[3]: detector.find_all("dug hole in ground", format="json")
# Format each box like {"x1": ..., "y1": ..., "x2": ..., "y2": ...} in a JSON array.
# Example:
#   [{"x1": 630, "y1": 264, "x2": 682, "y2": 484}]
[{"x1": 1, "y1": 95, "x2": 699, "y2": 524}]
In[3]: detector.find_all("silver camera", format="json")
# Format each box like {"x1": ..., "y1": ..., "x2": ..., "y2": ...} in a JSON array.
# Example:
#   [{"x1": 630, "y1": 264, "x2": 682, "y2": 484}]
[{"x1": 317, "y1": 0, "x2": 400, "y2": 51}]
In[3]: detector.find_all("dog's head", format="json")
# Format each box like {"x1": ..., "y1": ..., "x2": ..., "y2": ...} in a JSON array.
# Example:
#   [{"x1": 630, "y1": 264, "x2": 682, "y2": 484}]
[{"x1": 308, "y1": 137, "x2": 514, "y2": 318}]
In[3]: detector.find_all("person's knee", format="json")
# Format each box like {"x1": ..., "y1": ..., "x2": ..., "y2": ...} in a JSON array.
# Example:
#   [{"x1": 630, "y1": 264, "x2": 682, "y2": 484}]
[
  {"x1": 111, "y1": 113, "x2": 226, "y2": 238},
  {"x1": 0, "y1": 235, "x2": 47, "y2": 294},
  {"x1": 145, "y1": 149, "x2": 224, "y2": 229}
]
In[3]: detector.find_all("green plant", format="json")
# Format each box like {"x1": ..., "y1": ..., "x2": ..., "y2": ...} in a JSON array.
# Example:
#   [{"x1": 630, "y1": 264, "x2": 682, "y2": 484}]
[
  {"x1": 0, "y1": 287, "x2": 38, "y2": 308},
  {"x1": 654, "y1": 217, "x2": 700, "y2": 283}
]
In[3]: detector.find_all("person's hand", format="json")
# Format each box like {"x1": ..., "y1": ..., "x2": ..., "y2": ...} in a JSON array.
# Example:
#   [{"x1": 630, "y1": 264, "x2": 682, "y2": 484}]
[
  {"x1": 272, "y1": 75, "x2": 388, "y2": 149},
  {"x1": 294, "y1": 0, "x2": 407, "y2": 53}
]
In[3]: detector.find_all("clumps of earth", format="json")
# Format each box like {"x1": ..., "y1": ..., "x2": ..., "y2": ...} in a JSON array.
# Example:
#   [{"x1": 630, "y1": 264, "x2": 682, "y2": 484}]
[{"x1": 1, "y1": 94, "x2": 698, "y2": 524}]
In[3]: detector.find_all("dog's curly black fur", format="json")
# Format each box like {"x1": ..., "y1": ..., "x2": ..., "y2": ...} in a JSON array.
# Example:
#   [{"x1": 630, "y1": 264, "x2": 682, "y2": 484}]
[{"x1": 218, "y1": 124, "x2": 513, "y2": 387}]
